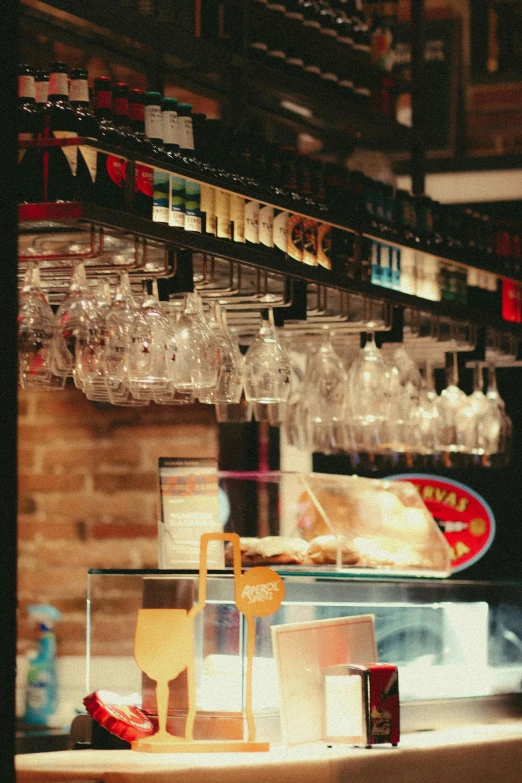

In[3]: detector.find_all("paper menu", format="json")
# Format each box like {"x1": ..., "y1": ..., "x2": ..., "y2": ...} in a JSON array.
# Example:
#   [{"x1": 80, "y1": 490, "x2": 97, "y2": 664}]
[
  {"x1": 159, "y1": 458, "x2": 224, "y2": 569},
  {"x1": 271, "y1": 614, "x2": 377, "y2": 746}
]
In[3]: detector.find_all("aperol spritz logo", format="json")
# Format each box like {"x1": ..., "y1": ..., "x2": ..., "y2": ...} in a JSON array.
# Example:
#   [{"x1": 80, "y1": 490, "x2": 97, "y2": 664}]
[
  {"x1": 236, "y1": 567, "x2": 285, "y2": 617},
  {"x1": 389, "y1": 474, "x2": 496, "y2": 573},
  {"x1": 241, "y1": 580, "x2": 281, "y2": 605}
]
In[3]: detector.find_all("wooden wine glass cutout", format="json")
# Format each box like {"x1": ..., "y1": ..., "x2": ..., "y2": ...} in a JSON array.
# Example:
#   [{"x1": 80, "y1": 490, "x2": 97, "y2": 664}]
[{"x1": 132, "y1": 532, "x2": 284, "y2": 752}]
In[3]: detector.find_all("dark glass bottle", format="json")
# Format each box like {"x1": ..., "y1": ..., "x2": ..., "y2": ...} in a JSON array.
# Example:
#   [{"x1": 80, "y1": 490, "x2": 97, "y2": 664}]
[
  {"x1": 143, "y1": 90, "x2": 166, "y2": 222},
  {"x1": 268, "y1": 144, "x2": 289, "y2": 258},
  {"x1": 35, "y1": 70, "x2": 49, "y2": 108},
  {"x1": 41, "y1": 62, "x2": 79, "y2": 202},
  {"x1": 310, "y1": 157, "x2": 332, "y2": 270},
  {"x1": 18, "y1": 64, "x2": 43, "y2": 203},
  {"x1": 92, "y1": 77, "x2": 125, "y2": 210},
  {"x1": 297, "y1": 153, "x2": 318, "y2": 265},
  {"x1": 191, "y1": 113, "x2": 217, "y2": 236},
  {"x1": 281, "y1": 146, "x2": 304, "y2": 263},
  {"x1": 204, "y1": 119, "x2": 232, "y2": 240},
  {"x1": 70, "y1": 68, "x2": 99, "y2": 203},
  {"x1": 161, "y1": 97, "x2": 185, "y2": 229},
  {"x1": 175, "y1": 103, "x2": 201, "y2": 232}
]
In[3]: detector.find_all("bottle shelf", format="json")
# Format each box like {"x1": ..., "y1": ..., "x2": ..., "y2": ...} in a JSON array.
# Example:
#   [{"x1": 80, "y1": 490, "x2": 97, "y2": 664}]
[
  {"x1": 20, "y1": 0, "x2": 411, "y2": 152},
  {"x1": 18, "y1": 199, "x2": 522, "y2": 340}
]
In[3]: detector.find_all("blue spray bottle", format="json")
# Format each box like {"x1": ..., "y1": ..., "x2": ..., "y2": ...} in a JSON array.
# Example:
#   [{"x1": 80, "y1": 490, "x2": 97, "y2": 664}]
[{"x1": 24, "y1": 604, "x2": 62, "y2": 725}]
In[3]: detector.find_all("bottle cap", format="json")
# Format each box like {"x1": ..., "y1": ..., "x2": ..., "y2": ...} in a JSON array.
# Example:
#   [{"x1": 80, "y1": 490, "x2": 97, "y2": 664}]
[
  {"x1": 177, "y1": 103, "x2": 192, "y2": 114},
  {"x1": 50, "y1": 61, "x2": 68, "y2": 73},
  {"x1": 161, "y1": 97, "x2": 178, "y2": 110},
  {"x1": 145, "y1": 91, "x2": 162, "y2": 104},
  {"x1": 83, "y1": 691, "x2": 155, "y2": 742},
  {"x1": 70, "y1": 68, "x2": 88, "y2": 80}
]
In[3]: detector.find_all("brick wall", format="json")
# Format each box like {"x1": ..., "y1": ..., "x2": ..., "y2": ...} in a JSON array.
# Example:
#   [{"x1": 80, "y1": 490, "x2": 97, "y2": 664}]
[{"x1": 17, "y1": 387, "x2": 218, "y2": 656}]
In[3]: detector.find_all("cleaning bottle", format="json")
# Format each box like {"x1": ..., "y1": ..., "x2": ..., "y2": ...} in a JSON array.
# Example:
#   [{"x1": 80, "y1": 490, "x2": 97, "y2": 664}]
[{"x1": 24, "y1": 604, "x2": 62, "y2": 725}]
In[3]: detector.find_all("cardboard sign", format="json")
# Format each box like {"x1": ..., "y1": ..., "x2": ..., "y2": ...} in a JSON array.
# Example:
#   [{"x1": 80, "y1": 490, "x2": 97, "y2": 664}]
[
  {"x1": 389, "y1": 474, "x2": 496, "y2": 573},
  {"x1": 271, "y1": 615, "x2": 377, "y2": 746},
  {"x1": 159, "y1": 458, "x2": 223, "y2": 569}
]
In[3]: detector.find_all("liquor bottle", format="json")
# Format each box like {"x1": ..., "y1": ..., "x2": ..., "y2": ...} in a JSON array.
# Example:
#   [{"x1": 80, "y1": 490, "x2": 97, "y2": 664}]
[
  {"x1": 18, "y1": 64, "x2": 42, "y2": 203},
  {"x1": 297, "y1": 153, "x2": 318, "y2": 265},
  {"x1": 192, "y1": 113, "x2": 217, "y2": 236},
  {"x1": 161, "y1": 97, "x2": 185, "y2": 229},
  {"x1": 92, "y1": 77, "x2": 125, "y2": 210},
  {"x1": 35, "y1": 70, "x2": 49, "y2": 108},
  {"x1": 70, "y1": 68, "x2": 99, "y2": 203},
  {"x1": 176, "y1": 104, "x2": 201, "y2": 232},
  {"x1": 205, "y1": 119, "x2": 231, "y2": 240},
  {"x1": 244, "y1": 136, "x2": 263, "y2": 246},
  {"x1": 144, "y1": 91, "x2": 168, "y2": 223},
  {"x1": 310, "y1": 157, "x2": 332, "y2": 269},
  {"x1": 281, "y1": 146, "x2": 304, "y2": 263},
  {"x1": 41, "y1": 62, "x2": 79, "y2": 202},
  {"x1": 269, "y1": 144, "x2": 289, "y2": 258}
]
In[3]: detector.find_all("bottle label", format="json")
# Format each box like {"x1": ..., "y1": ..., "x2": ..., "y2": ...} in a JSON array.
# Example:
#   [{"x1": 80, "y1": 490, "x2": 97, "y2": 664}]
[
  {"x1": 230, "y1": 194, "x2": 245, "y2": 243},
  {"x1": 18, "y1": 75, "x2": 35, "y2": 100},
  {"x1": 185, "y1": 180, "x2": 201, "y2": 232},
  {"x1": 216, "y1": 189, "x2": 231, "y2": 240},
  {"x1": 287, "y1": 214, "x2": 304, "y2": 262},
  {"x1": 169, "y1": 175, "x2": 185, "y2": 228},
  {"x1": 153, "y1": 169, "x2": 170, "y2": 223},
  {"x1": 259, "y1": 204, "x2": 274, "y2": 248},
  {"x1": 302, "y1": 218, "x2": 318, "y2": 266},
  {"x1": 244, "y1": 199, "x2": 260, "y2": 244},
  {"x1": 178, "y1": 116, "x2": 194, "y2": 150},
  {"x1": 200, "y1": 184, "x2": 216, "y2": 235},
  {"x1": 48, "y1": 72, "x2": 68, "y2": 97},
  {"x1": 94, "y1": 89, "x2": 111, "y2": 110},
  {"x1": 317, "y1": 223, "x2": 332, "y2": 269},
  {"x1": 79, "y1": 145, "x2": 98, "y2": 183},
  {"x1": 52, "y1": 130, "x2": 78, "y2": 176},
  {"x1": 35, "y1": 81, "x2": 49, "y2": 105},
  {"x1": 273, "y1": 209, "x2": 289, "y2": 254},
  {"x1": 69, "y1": 79, "x2": 89, "y2": 104},
  {"x1": 162, "y1": 110, "x2": 179, "y2": 147},
  {"x1": 106, "y1": 155, "x2": 123, "y2": 186},
  {"x1": 145, "y1": 105, "x2": 163, "y2": 141},
  {"x1": 135, "y1": 163, "x2": 154, "y2": 197}
]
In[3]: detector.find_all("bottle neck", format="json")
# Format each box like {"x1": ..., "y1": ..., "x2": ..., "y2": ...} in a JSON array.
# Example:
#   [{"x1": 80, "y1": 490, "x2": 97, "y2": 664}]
[
  {"x1": 94, "y1": 88, "x2": 113, "y2": 122},
  {"x1": 129, "y1": 101, "x2": 146, "y2": 134}
]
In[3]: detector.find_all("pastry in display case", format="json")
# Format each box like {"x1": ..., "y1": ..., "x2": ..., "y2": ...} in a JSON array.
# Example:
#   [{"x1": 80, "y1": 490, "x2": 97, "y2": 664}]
[{"x1": 215, "y1": 471, "x2": 451, "y2": 577}]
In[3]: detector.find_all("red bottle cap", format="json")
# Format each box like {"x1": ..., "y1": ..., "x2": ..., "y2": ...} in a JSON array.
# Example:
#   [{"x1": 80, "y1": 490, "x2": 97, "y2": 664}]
[{"x1": 83, "y1": 690, "x2": 155, "y2": 742}]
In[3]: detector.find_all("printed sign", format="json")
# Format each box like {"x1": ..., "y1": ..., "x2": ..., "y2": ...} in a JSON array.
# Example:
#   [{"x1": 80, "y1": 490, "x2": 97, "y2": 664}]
[
  {"x1": 236, "y1": 567, "x2": 284, "y2": 617},
  {"x1": 389, "y1": 474, "x2": 496, "y2": 573},
  {"x1": 159, "y1": 458, "x2": 223, "y2": 569}
]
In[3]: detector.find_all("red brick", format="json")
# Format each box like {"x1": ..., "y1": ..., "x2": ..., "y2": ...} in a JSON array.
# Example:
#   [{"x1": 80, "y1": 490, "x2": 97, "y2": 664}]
[
  {"x1": 18, "y1": 474, "x2": 86, "y2": 492},
  {"x1": 37, "y1": 540, "x2": 142, "y2": 569},
  {"x1": 17, "y1": 518, "x2": 81, "y2": 541},
  {"x1": 18, "y1": 567, "x2": 89, "y2": 598},
  {"x1": 19, "y1": 424, "x2": 96, "y2": 445},
  {"x1": 41, "y1": 444, "x2": 141, "y2": 472},
  {"x1": 36, "y1": 493, "x2": 153, "y2": 523},
  {"x1": 18, "y1": 447, "x2": 35, "y2": 470},
  {"x1": 93, "y1": 472, "x2": 158, "y2": 493},
  {"x1": 92, "y1": 522, "x2": 156, "y2": 539},
  {"x1": 18, "y1": 494, "x2": 37, "y2": 514}
]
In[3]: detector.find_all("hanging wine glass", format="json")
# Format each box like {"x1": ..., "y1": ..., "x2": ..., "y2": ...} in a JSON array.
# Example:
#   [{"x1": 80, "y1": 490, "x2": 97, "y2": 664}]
[
  {"x1": 52, "y1": 259, "x2": 98, "y2": 378},
  {"x1": 301, "y1": 330, "x2": 348, "y2": 454},
  {"x1": 18, "y1": 263, "x2": 65, "y2": 390},
  {"x1": 75, "y1": 279, "x2": 112, "y2": 399},
  {"x1": 198, "y1": 303, "x2": 243, "y2": 405},
  {"x1": 485, "y1": 364, "x2": 513, "y2": 466},
  {"x1": 244, "y1": 309, "x2": 291, "y2": 417},
  {"x1": 346, "y1": 332, "x2": 389, "y2": 462},
  {"x1": 436, "y1": 352, "x2": 469, "y2": 467},
  {"x1": 127, "y1": 279, "x2": 171, "y2": 398},
  {"x1": 173, "y1": 292, "x2": 219, "y2": 396},
  {"x1": 415, "y1": 358, "x2": 441, "y2": 468}
]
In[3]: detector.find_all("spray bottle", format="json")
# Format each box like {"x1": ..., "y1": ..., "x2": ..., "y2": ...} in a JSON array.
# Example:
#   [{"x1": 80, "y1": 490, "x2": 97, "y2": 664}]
[{"x1": 24, "y1": 604, "x2": 62, "y2": 725}]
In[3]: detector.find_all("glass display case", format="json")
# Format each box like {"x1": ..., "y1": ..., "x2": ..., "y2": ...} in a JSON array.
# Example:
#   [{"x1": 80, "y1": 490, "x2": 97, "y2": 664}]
[{"x1": 86, "y1": 571, "x2": 522, "y2": 741}]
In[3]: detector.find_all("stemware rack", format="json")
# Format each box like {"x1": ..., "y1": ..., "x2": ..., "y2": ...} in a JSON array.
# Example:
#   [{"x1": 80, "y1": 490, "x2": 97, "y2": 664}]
[{"x1": 18, "y1": 140, "x2": 522, "y2": 363}]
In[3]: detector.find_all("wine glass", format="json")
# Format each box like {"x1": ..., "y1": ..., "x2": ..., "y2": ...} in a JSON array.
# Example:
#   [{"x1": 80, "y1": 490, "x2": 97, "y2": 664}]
[
  {"x1": 173, "y1": 293, "x2": 219, "y2": 396},
  {"x1": 52, "y1": 259, "x2": 98, "y2": 378},
  {"x1": 436, "y1": 353, "x2": 469, "y2": 467},
  {"x1": 18, "y1": 263, "x2": 65, "y2": 391},
  {"x1": 301, "y1": 330, "x2": 348, "y2": 454},
  {"x1": 346, "y1": 332, "x2": 389, "y2": 455},
  {"x1": 74, "y1": 279, "x2": 112, "y2": 398},
  {"x1": 485, "y1": 364, "x2": 513, "y2": 466},
  {"x1": 133, "y1": 608, "x2": 194, "y2": 744},
  {"x1": 127, "y1": 280, "x2": 171, "y2": 398},
  {"x1": 198, "y1": 303, "x2": 243, "y2": 405},
  {"x1": 244, "y1": 309, "x2": 291, "y2": 406}
]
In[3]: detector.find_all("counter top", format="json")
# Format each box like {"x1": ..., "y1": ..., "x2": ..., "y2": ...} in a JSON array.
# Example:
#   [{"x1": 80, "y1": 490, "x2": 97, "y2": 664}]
[{"x1": 15, "y1": 722, "x2": 522, "y2": 783}]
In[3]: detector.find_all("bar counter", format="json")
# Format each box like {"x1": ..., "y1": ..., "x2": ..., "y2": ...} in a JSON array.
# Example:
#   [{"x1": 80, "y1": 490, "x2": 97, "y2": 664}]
[{"x1": 15, "y1": 722, "x2": 522, "y2": 783}]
